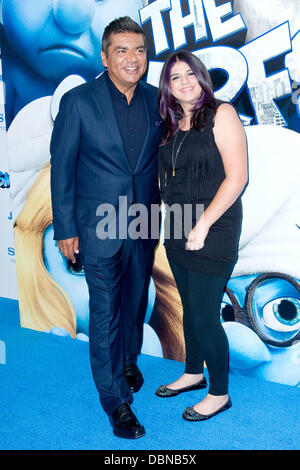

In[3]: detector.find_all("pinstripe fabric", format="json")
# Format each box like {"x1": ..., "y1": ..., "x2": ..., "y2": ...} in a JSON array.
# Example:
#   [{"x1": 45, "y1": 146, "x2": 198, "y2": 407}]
[{"x1": 50, "y1": 71, "x2": 163, "y2": 416}]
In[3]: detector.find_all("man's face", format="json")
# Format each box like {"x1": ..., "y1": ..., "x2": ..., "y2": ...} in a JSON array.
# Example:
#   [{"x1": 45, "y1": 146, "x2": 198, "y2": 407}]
[
  {"x1": 101, "y1": 32, "x2": 147, "y2": 92},
  {"x1": 2, "y1": 0, "x2": 143, "y2": 82}
]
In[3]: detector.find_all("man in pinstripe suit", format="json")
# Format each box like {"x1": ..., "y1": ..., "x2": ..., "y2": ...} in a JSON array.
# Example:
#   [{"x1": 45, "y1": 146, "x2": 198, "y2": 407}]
[{"x1": 50, "y1": 17, "x2": 163, "y2": 439}]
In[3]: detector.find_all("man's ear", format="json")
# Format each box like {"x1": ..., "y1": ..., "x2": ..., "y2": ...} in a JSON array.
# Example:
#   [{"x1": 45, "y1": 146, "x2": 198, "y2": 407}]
[{"x1": 101, "y1": 50, "x2": 108, "y2": 68}]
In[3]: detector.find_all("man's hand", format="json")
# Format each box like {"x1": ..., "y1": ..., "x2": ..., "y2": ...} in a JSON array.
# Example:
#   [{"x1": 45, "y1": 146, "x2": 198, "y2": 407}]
[{"x1": 58, "y1": 237, "x2": 79, "y2": 263}]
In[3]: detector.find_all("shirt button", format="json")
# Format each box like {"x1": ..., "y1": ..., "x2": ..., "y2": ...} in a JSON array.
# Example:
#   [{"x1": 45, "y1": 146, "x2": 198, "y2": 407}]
[{"x1": 130, "y1": 148, "x2": 134, "y2": 152}]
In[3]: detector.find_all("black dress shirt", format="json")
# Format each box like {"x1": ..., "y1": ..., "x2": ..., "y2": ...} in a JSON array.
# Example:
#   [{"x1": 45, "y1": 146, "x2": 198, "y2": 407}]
[{"x1": 106, "y1": 73, "x2": 147, "y2": 171}]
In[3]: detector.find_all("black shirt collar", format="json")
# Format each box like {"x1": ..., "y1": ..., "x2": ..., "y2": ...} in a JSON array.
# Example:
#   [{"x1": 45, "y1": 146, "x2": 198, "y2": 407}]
[{"x1": 105, "y1": 70, "x2": 140, "y2": 103}]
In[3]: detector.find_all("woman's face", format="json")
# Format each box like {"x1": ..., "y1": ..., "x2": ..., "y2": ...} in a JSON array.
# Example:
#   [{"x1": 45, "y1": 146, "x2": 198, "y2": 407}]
[
  {"x1": 2, "y1": 0, "x2": 144, "y2": 82},
  {"x1": 169, "y1": 60, "x2": 202, "y2": 110}
]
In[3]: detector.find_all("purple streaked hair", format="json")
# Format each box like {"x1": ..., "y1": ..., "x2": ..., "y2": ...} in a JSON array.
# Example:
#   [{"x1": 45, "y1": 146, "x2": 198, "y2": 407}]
[{"x1": 158, "y1": 50, "x2": 216, "y2": 144}]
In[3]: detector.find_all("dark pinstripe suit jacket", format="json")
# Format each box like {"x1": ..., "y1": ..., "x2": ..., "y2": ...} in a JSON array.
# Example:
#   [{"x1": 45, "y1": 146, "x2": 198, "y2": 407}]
[{"x1": 50, "y1": 71, "x2": 163, "y2": 260}]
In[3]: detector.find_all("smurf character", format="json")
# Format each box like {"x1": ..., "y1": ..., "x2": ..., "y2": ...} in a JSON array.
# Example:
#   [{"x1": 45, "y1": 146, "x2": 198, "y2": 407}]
[
  {"x1": 151, "y1": 124, "x2": 300, "y2": 388},
  {"x1": 0, "y1": 0, "x2": 145, "y2": 128},
  {"x1": 9, "y1": 98, "x2": 300, "y2": 386},
  {"x1": 221, "y1": 124, "x2": 300, "y2": 387},
  {"x1": 14, "y1": 161, "x2": 162, "y2": 356},
  {"x1": 2, "y1": 0, "x2": 161, "y2": 356},
  {"x1": 7, "y1": 74, "x2": 86, "y2": 223},
  {"x1": 2, "y1": 0, "x2": 145, "y2": 220},
  {"x1": 4, "y1": 0, "x2": 300, "y2": 387}
]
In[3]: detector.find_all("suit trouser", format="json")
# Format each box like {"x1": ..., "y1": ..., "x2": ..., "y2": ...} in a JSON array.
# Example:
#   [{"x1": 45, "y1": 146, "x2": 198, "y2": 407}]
[{"x1": 83, "y1": 238, "x2": 155, "y2": 416}]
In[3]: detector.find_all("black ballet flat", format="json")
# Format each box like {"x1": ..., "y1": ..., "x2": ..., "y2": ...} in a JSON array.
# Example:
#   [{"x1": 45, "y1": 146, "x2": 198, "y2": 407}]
[
  {"x1": 182, "y1": 397, "x2": 232, "y2": 421},
  {"x1": 155, "y1": 377, "x2": 207, "y2": 397}
]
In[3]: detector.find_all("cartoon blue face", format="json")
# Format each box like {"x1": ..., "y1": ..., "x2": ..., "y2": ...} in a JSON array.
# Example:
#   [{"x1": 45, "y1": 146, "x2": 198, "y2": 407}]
[
  {"x1": 221, "y1": 274, "x2": 300, "y2": 386},
  {"x1": 43, "y1": 225, "x2": 90, "y2": 335},
  {"x1": 2, "y1": 0, "x2": 144, "y2": 82}
]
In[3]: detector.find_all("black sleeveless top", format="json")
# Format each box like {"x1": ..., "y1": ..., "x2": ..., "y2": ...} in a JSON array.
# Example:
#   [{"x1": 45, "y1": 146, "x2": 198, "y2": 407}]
[{"x1": 158, "y1": 100, "x2": 242, "y2": 276}]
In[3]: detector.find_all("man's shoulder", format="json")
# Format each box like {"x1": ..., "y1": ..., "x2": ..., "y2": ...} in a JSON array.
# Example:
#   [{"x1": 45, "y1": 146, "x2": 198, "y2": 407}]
[
  {"x1": 139, "y1": 80, "x2": 159, "y2": 99},
  {"x1": 62, "y1": 79, "x2": 96, "y2": 101},
  {"x1": 61, "y1": 74, "x2": 107, "y2": 106}
]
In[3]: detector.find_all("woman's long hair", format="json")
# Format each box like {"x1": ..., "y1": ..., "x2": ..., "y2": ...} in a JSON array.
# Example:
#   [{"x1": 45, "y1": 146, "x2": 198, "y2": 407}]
[{"x1": 159, "y1": 50, "x2": 216, "y2": 143}]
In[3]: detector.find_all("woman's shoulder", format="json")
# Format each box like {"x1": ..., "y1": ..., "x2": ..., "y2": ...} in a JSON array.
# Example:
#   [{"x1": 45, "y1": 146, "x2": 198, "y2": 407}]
[
  {"x1": 215, "y1": 99, "x2": 237, "y2": 113},
  {"x1": 201, "y1": 100, "x2": 235, "y2": 129},
  {"x1": 213, "y1": 100, "x2": 240, "y2": 126}
]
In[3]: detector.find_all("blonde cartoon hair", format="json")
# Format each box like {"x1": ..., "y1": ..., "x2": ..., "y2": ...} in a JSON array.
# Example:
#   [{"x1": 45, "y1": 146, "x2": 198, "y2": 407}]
[
  {"x1": 152, "y1": 242, "x2": 185, "y2": 362},
  {"x1": 14, "y1": 165, "x2": 77, "y2": 337}
]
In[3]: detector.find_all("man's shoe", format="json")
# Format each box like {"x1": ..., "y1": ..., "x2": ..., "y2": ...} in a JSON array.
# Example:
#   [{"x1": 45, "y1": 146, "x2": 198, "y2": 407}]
[
  {"x1": 155, "y1": 376, "x2": 207, "y2": 397},
  {"x1": 124, "y1": 363, "x2": 144, "y2": 393},
  {"x1": 110, "y1": 403, "x2": 145, "y2": 439},
  {"x1": 182, "y1": 397, "x2": 232, "y2": 421}
]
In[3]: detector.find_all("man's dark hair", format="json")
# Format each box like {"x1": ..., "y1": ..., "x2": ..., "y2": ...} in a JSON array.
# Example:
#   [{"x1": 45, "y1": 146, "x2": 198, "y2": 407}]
[{"x1": 102, "y1": 16, "x2": 147, "y2": 57}]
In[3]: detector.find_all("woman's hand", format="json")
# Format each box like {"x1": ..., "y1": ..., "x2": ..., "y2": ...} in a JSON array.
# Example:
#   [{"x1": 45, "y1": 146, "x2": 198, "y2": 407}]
[{"x1": 186, "y1": 217, "x2": 209, "y2": 251}]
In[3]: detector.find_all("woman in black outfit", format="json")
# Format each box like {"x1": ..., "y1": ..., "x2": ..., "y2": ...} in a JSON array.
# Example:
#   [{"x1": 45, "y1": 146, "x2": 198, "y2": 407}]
[{"x1": 155, "y1": 51, "x2": 248, "y2": 421}]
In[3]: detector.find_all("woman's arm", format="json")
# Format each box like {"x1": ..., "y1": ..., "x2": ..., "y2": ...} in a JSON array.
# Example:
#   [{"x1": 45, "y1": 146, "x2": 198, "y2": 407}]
[{"x1": 186, "y1": 103, "x2": 248, "y2": 251}]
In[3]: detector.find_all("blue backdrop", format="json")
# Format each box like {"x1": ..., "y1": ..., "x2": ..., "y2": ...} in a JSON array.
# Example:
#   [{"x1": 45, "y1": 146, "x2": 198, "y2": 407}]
[{"x1": 0, "y1": 0, "x2": 299, "y2": 389}]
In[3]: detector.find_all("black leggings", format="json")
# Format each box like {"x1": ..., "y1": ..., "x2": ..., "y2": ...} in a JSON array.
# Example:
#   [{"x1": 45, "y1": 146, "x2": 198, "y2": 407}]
[{"x1": 169, "y1": 260, "x2": 229, "y2": 396}]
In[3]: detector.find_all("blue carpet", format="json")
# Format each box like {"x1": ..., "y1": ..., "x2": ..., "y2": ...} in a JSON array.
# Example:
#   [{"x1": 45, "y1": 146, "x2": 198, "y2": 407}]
[{"x1": 0, "y1": 298, "x2": 300, "y2": 450}]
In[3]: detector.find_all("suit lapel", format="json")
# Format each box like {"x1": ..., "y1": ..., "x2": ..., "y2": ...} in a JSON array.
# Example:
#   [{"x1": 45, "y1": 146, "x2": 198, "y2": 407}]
[
  {"x1": 92, "y1": 72, "x2": 155, "y2": 174},
  {"x1": 133, "y1": 83, "x2": 151, "y2": 173},
  {"x1": 92, "y1": 72, "x2": 132, "y2": 172}
]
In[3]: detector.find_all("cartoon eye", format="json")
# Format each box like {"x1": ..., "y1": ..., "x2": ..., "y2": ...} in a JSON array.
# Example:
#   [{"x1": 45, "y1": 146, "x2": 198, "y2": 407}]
[{"x1": 262, "y1": 298, "x2": 300, "y2": 332}]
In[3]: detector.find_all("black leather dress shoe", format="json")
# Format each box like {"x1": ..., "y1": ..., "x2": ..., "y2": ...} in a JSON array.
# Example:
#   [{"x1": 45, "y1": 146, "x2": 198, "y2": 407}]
[
  {"x1": 155, "y1": 376, "x2": 207, "y2": 397},
  {"x1": 182, "y1": 397, "x2": 232, "y2": 421},
  {"x1": 124, "y1": 364, "x2": 144, "y2": 393},
  {"x1": 110, "y1": 403, "x2": 145, "y2": 439}
]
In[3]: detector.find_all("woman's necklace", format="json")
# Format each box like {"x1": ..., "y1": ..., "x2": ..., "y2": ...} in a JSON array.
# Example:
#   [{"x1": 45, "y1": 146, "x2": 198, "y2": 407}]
[{"x1": 171, "y1": 128, "x2": 191, "y2": 176}]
